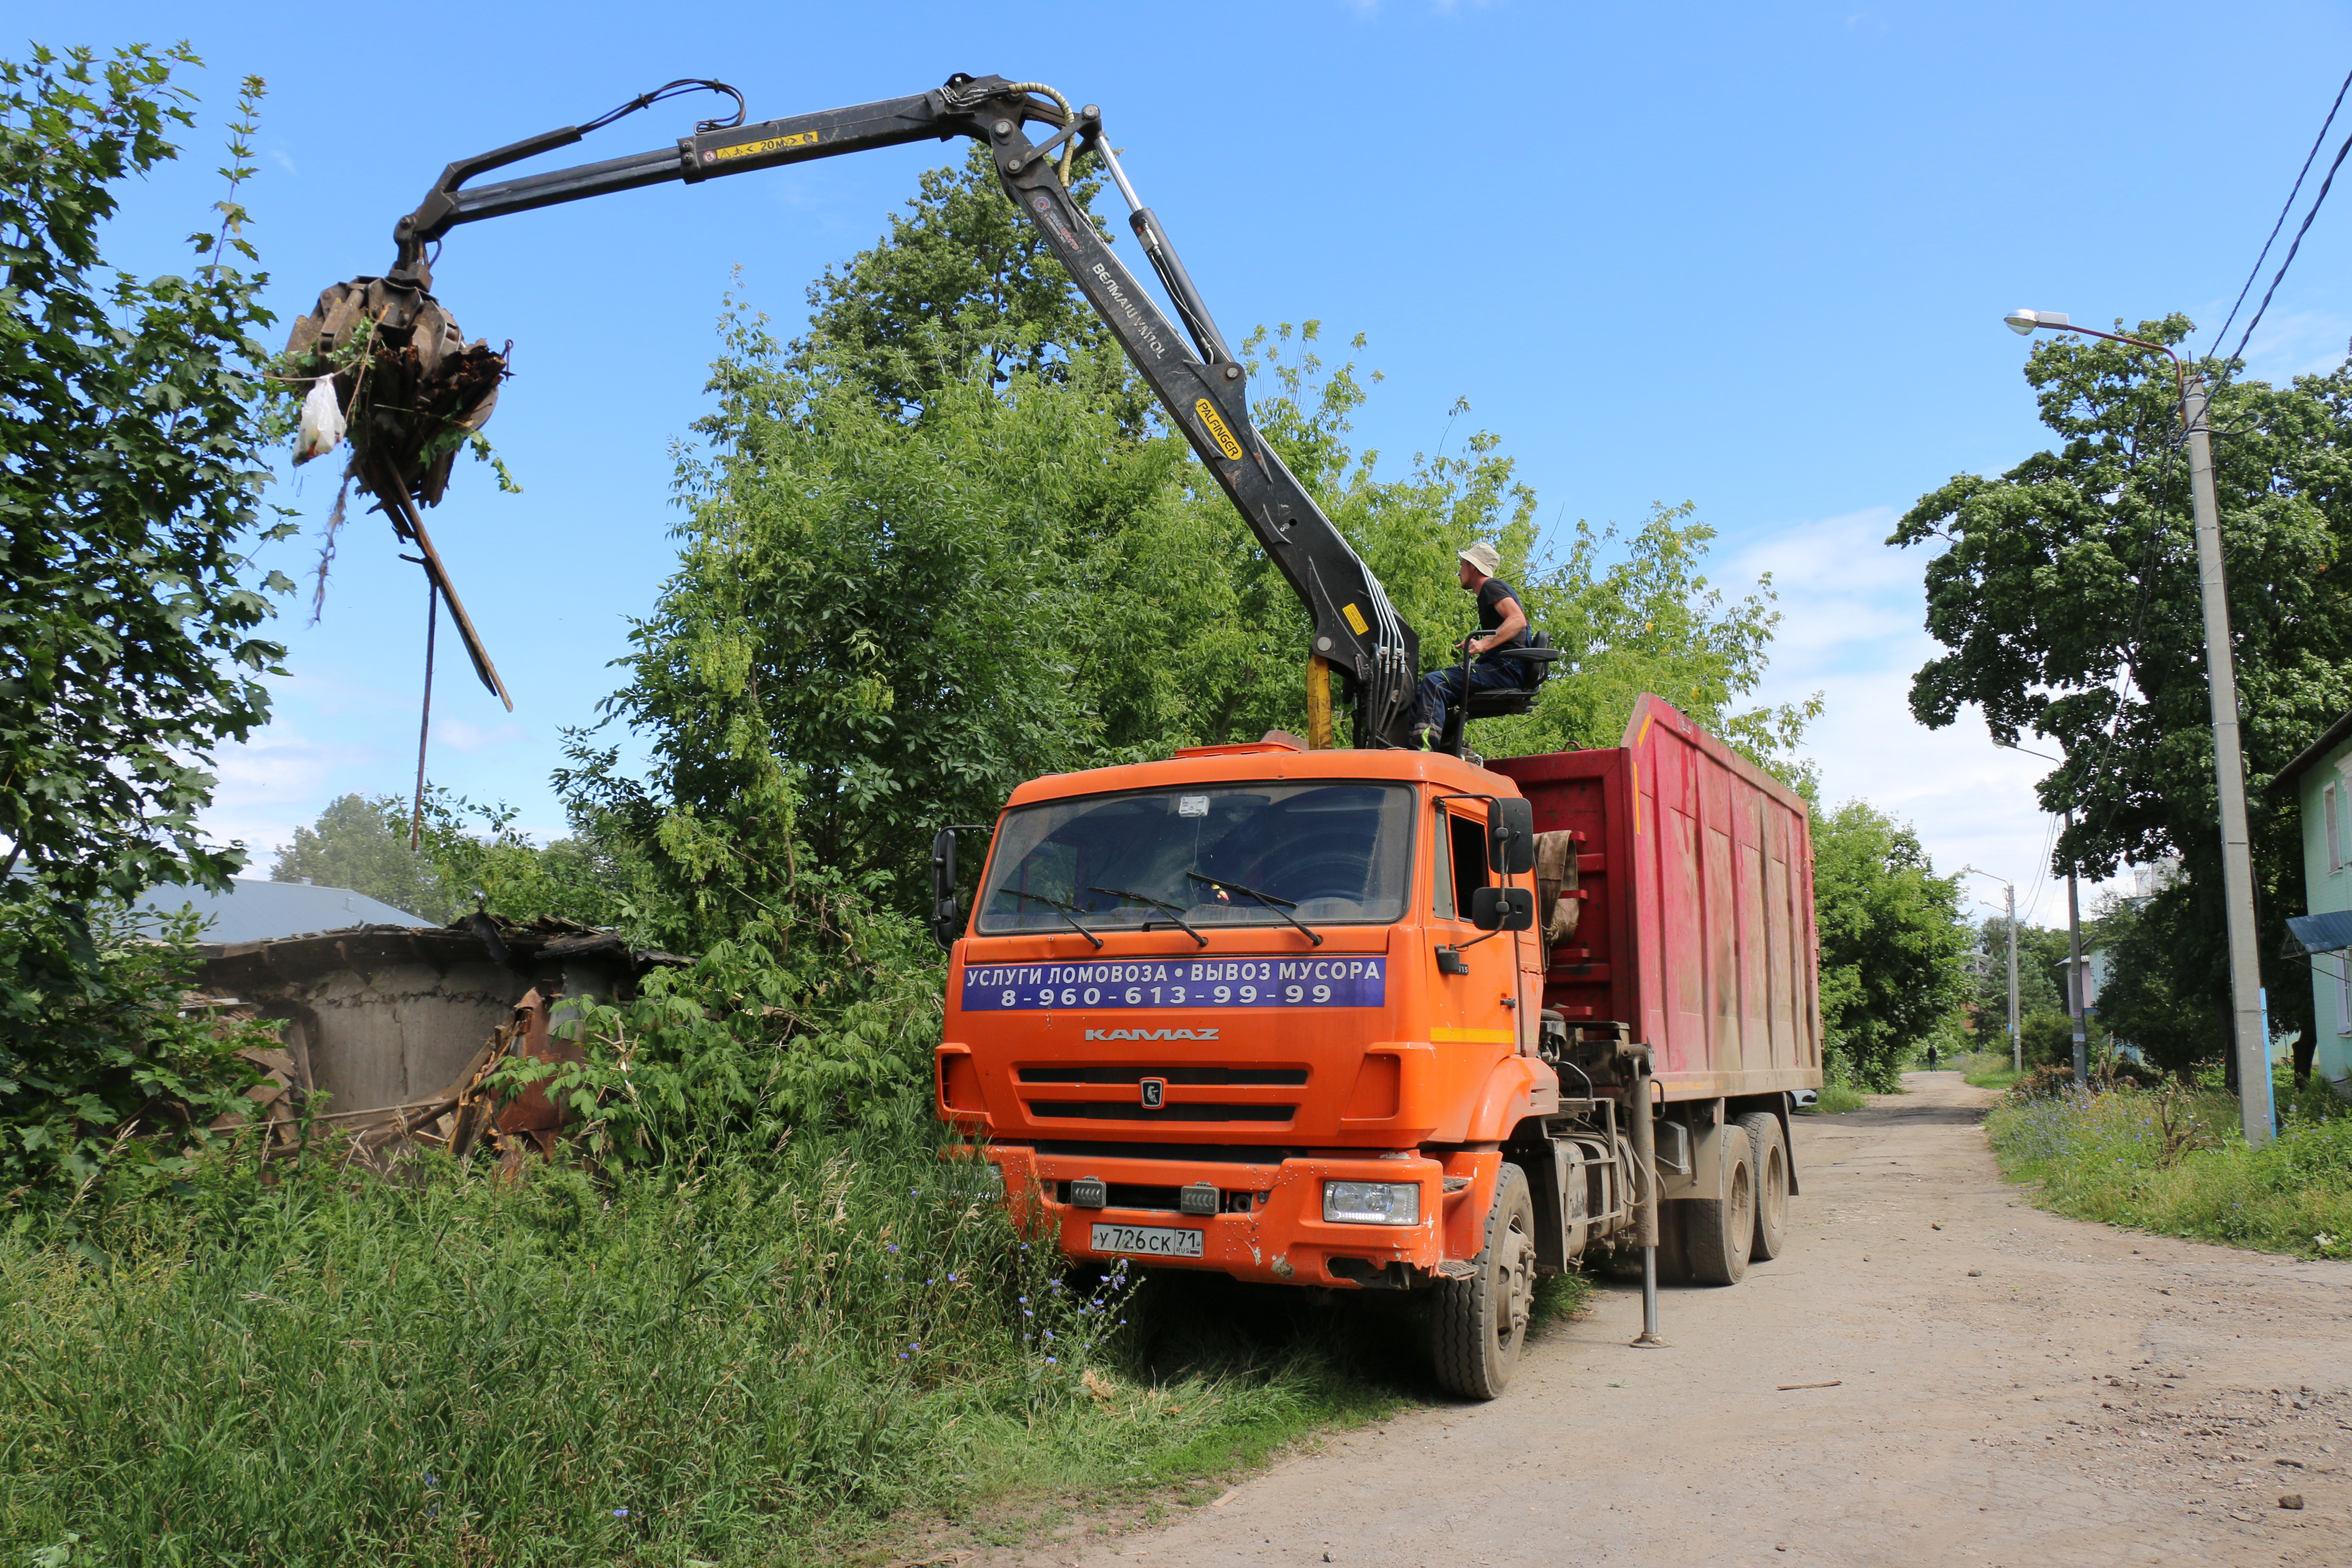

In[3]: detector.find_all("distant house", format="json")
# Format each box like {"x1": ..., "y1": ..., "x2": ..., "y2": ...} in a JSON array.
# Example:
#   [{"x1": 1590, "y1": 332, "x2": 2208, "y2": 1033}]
[
  {"x1": 134, "y1": 879, "x2": 429, "y2": 943},
  {"x1": 2271, "y1": 707, "x2": 2352, "y2": 1094},
  {"x1": 2055, "y1": 948, "x2": 2113, "y2": 1014}
]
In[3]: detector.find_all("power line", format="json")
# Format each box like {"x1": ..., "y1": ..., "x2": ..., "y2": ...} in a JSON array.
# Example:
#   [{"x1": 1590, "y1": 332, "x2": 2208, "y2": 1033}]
[
  {"x1": 2207, "y1": 65, "x2": 2352, "y2": 362},
  {"x1": 2226, "y1": 121, "x2": 2352, "y2": 371}
]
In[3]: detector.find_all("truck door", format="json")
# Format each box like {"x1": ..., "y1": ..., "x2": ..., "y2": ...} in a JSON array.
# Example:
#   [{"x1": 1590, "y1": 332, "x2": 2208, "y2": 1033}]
[{"x1": 1429, "y1": 802, "x2": 1519, "y2": 1058}]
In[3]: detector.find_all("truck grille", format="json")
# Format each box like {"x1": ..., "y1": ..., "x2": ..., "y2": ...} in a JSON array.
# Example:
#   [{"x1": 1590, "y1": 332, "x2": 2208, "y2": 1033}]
[
  {"x1": 1025, "y1": 1101, "x2": 1295, "y2": 1122},
  {"x1": 1035, "y1": 1140, "x2": 1295, "y2": 1164},
  {"x1": 1016, "y1": 1066, "x2": 1308, "y2": 1086}
]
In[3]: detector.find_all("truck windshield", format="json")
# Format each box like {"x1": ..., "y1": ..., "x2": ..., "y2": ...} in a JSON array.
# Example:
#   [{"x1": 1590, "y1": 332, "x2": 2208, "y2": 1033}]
[{"x1": 976, "y1": 782, "x2": 1414, "y2": 934}]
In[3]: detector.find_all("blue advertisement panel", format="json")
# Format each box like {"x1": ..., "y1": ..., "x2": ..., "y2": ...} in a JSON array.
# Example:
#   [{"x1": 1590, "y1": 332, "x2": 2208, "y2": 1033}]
[{"x1": 961, "y1": 955, "x2": 1386, "y2": 1011}]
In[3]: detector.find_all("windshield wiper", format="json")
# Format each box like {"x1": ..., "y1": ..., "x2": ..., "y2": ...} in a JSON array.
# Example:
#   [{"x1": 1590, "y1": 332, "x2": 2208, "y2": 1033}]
[
  {"x1": 1010, "y1": 890, "x2": 1104, "y2": 949},
  {"x1": 1184, "y1": 870, "x2": 1323, "y2": 947},
  {"x1": 1087, "y1": 885, "x2": 1209, "y2": 948}
]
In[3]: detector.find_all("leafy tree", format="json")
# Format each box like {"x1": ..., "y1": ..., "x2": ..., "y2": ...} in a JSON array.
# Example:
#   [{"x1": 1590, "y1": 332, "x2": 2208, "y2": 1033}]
[
  {"x1": 2093, "y1": 888, "x2": 2233, "y2": 1079},
  {"x1": 270, "y1": 794, "x2": 450, "y2": 922},
  {"x1": 1811, "y1": 800, "x2": 1970, "y2": 1090},
  {"x1": 790, "y1": 144, "x2": 1130, "y2": 423},
  {"x1": 1967, "y1": 914, "x2": 2072, "y2": 1022},
  {"x1": 0, "y1": 49, "x2": 290, "y2": 905},
  {"x1": 405, "y1": 788, "x2": 652, "y2": 934},
  {"x1": 0, "y1": 902, "x2": 275, "y2": 1198},
  {"x1": 0, "y1": 49, "x2": 291, "y2": 1197},
  {"x1": 575, "y1": 154, "x2": 1823, "y2": 931},
  {"x1": 1891, "y1": 315, "x2": 2352, "y2": 1072}
]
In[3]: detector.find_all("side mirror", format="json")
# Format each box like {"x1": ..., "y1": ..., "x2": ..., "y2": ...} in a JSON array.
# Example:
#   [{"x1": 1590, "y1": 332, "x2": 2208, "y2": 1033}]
[
  {"x1": 1488, "y1": 797, "x2": 1535, "y2": 875},
  {"x1": 930, "y1": 827, "x2": 961, "y2": 950},
  {"x1": 1470, "y1": 885, "x2": 1535, "y2": 932}
]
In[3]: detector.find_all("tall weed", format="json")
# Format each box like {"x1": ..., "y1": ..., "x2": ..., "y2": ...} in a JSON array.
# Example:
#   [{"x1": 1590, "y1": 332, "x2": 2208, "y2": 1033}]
[
  {"x1": 1985, "y1": 1080, "x2": 2352, "y2": 1259},
  {"x1": 0, "y1": 1120, "x2": 1430, "y2": 1563}
]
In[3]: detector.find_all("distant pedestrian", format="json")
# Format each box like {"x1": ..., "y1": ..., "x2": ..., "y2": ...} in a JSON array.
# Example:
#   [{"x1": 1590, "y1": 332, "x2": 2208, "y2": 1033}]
[{"x1": 1926, "y1": 1042, "x2": 1940, "y2": 1072}]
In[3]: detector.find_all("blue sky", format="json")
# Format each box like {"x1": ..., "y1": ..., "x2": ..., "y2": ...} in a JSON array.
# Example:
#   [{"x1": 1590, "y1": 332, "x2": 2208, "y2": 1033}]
[{"x1": 64, "y1": 0, "x2": 2352, "y2": 930}]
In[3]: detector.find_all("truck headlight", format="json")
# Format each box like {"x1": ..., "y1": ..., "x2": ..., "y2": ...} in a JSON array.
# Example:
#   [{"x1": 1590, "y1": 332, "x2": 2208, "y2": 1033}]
[{"x1": 1322, "y1": 1180, "x2": 1420, "y2": 1225}]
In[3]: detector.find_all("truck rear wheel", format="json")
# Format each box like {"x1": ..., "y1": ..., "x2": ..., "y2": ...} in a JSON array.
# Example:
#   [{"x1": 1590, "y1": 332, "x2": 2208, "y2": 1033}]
[
  {"x1": 1682, "y1": 1130, "x2": 1754, "y2": 1286},
  {"x1": 1431, "y1": 1163, "x2": 1534, "y2": 1400},
  {"x1": 1739, "y1": 1110, "x2": 1790, "y2": 1261}
]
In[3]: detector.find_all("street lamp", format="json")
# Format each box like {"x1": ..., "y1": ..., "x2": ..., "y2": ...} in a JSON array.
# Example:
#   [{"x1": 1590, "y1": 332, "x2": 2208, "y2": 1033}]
[
  {"x1": 1997, "y1": 737, "x2": 2089, "y2": 1085},
  {"x1": 2000, "y1": 309, "x2": 2272, "y2": 1145},
  {"x1": 1961, "y1": 867, "x2": 2022, "y2": 1073}
]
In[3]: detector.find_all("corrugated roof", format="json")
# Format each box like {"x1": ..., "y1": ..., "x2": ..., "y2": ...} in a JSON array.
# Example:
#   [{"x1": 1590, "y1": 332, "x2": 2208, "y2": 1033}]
[
  {"x1": 2285, "y1": 909, "x2": 2352, "y2": 957},
  {"x1": 134, "y1": 880, "x2": 429, "y2": 944}
]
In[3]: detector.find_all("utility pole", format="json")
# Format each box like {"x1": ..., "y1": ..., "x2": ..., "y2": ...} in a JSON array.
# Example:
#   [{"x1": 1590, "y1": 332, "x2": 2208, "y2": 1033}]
[
  {"x1": 2065, "y1": 809, "x2": 2086, "y2": 1083},
  {"x1": 2006, "y1": 883, "x2": 2021, "y2": 1073},
  {"x1": 2184, "y1": 375, "x2": 2274, "y2": 1146},
  {"x1": 2001, "y1": 312, "x2": 2274, "y2": 1146},
  {"x1": 1963, "y1": 867, "x2": 2023, "y2": 1072}
]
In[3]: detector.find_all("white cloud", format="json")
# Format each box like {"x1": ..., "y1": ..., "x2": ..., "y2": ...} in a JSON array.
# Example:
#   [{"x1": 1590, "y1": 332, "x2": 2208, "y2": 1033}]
[
  {"x1": 1726, "y1": 508, "x2": 2127, "y2": 928},
  {"x1": 199, "y1": 726, "x2": 389, "y2": 864},
  {"x1": 432, "y1": 717, "x2": 529, "y2": 754}
]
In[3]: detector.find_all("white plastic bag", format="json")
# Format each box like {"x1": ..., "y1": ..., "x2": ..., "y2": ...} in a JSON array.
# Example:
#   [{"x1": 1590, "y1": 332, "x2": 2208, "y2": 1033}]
[{"x1": 294, "y1": 377, "x2": 346, "y2": 465}]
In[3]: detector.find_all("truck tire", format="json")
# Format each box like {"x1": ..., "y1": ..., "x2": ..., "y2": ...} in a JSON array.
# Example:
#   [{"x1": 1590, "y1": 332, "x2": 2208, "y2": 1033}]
[
  {"x1": 1431, "y1": 1163, "x2": 1536, "y2": 1400},
  {"x1": 1682, "y1": 1129, "x2": 1754, "y2": 1286},
  {"x1": 1739, "y1": 1110, "x2": 1790, "y2": 1261}
]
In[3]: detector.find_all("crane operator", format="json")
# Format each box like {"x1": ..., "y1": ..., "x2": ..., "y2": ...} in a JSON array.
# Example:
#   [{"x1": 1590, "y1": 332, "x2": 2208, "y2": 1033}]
[{"x1": 1411, "y1": 542, "x2": 1530, "y2": 750}]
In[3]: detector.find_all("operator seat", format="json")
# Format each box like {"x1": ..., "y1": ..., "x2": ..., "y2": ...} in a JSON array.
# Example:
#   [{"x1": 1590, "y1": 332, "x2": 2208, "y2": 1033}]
[{"x1": 1436, "y1": 631, "x2": 1562, "y2": 756}]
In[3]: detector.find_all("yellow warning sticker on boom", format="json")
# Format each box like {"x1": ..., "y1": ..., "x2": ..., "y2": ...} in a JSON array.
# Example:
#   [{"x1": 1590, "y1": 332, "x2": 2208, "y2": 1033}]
[
  {"x1": 1341, "y1": 602, "x2": 1369, "y2": 635},
  {"x1": 1194, "y1": 398, "x2": 1244, "y2": 460},
  {"x1": 714, "y1": 130, "x2": 821, "y2": 161}
]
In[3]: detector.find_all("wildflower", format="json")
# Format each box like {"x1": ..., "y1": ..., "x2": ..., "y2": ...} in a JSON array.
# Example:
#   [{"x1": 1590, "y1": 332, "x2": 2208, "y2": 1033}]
[
  {"x1": 615, "y1": 1508, "x2": 630, "y2": 1518},
  {"x1": 888, "y1": 1243, "x2": 899, "y2": 1253},
  {"x1": 1047, "y1": 1357, "x2": 1058, "y2": 1364}
]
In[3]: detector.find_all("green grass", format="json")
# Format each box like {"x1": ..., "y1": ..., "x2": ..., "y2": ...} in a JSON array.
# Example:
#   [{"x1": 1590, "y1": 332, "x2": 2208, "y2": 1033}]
[
  {"x1": 1984, "y1": 1075, "x2": 2352, "y2": 1259},
  {"x1": 0, "y1": 1129, "x2": 1594, "y2": 1564},
  {"x1": 1948, "y1": 1050, "x2": 2022, "y2": 1091},
  {"x1": 1803, "y1": 1083, "x2": 1870, "y2": 1114}
]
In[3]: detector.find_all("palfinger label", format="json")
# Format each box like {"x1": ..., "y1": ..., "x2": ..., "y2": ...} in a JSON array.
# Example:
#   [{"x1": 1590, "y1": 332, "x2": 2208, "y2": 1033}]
[{"x1": 1194, "y1": 398, "x2": 1245, "y2": 460}]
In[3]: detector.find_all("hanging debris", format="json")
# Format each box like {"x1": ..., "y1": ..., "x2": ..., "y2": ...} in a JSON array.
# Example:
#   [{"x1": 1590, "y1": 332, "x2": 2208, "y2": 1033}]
[
  {"x1": 282, "y1": 275, "x2": 507, "y2": 507},
  {"x1": 281, "y1": 276, "x2": 515, "y2": 710}
]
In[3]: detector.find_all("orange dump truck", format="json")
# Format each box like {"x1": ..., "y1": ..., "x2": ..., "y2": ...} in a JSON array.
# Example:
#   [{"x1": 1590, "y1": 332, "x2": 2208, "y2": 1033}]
[{"x1": 933, "y1": 693, "x2": 1822, "y2": 1396}]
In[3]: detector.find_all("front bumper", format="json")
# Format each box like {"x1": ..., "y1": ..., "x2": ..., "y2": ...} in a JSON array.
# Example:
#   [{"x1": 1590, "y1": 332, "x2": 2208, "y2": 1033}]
[{"x1": 986, "y1": 1144, "x2": 1491, "y2": 1289}]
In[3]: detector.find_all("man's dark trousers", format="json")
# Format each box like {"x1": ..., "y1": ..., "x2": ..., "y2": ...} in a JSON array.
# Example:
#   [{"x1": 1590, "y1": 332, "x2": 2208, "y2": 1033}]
[{"x1": 1414, "y1": 656, "x2": 1531, "y2": 735}]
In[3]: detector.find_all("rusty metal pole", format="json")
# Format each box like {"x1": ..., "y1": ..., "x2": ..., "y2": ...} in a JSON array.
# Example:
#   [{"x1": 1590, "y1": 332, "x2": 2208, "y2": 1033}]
[
  {"x1": 1627, "y1": 1049, "x2": 1663, "y2": 1346},
  {"x1": 412, "y1": 573, "x2": 438, "y2": 851}
]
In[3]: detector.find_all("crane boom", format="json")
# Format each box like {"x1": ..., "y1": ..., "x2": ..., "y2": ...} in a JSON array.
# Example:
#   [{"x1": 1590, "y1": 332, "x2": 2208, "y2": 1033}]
[{"x1": 374, "y1": 73, "x2": 1420, "y2": 747}]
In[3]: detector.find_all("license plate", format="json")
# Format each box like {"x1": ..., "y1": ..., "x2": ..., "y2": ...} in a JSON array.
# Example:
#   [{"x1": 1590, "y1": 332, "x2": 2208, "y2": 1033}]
[{"x1": 1090, "y1": 1222, "x2": 1204, "y2": 1259}]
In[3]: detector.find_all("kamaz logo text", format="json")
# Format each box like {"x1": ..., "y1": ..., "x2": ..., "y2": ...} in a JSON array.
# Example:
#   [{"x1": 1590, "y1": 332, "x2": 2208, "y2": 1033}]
[{"x1": 1084, "y1": 1027, "x2": 1219, "y2": 1041}]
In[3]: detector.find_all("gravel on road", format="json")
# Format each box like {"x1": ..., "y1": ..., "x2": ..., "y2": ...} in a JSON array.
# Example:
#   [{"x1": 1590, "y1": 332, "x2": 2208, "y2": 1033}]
[{"x1": 1022, "y1": 1071, "x2": 2352, "y2": 1568}]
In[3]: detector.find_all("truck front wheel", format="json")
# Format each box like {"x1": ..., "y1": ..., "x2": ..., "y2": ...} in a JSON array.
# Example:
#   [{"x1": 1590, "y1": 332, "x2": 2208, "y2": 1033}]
[{"x1": 1431, "y1": 1163, "x2": 1535, "y2": 1399}]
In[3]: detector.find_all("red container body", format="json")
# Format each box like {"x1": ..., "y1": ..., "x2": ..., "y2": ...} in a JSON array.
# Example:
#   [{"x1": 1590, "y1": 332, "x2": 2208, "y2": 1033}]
[{"x1": 1487, "y1": 694, "x2": 1822, "y2": 1101}]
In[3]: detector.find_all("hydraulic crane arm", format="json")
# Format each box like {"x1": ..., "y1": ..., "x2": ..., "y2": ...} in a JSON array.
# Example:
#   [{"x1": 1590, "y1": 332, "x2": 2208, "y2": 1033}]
[{"x1": 377, "y1": 73, "x2": 1420, "y2": 748}]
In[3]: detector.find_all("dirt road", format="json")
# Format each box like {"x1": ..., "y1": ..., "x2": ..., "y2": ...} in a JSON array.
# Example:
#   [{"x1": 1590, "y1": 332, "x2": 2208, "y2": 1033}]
[{"x1": 1042, "y1": 1072, "x2": 2352, "y2": 1568}]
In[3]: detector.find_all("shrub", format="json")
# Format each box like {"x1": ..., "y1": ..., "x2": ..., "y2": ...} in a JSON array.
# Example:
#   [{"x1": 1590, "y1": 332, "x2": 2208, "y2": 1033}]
[{"x1": 1986, "y1": 1083, "x2": 2352, "y2": 1259}]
